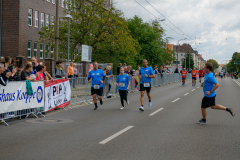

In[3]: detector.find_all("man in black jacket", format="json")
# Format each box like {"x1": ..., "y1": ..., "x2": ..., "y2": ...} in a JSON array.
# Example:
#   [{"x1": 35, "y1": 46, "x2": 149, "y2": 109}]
[{"x1": 0, "y1": 63, "x2": 11, "y2": 86}]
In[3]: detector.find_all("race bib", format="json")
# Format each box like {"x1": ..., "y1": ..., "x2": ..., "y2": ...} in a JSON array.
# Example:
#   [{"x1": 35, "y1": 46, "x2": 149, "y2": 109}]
[
  {"x1": 93, "y1": 84, "x2": 100, "y2": 89},
  {"x1": 193, "y1": 73, "x2": 196, "y2": 75},
  {"x1": 119, "y1": 83, "x2": 125, "y2": 87},
  {"x1": 183, "y1": 74, "x2": 185, "y2": 76},
  {"x1": 144, "y1": 82, "x2": 150, "y2": 87}
]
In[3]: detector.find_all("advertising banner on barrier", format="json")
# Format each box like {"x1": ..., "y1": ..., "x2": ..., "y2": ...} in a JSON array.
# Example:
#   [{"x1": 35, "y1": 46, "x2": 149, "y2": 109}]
[
  {"x1": 0, "y1": 81, "x2": 44, "y2": 114},
  {"x1": 44, "y1": 79, "x2": 71, "y2": 112}
]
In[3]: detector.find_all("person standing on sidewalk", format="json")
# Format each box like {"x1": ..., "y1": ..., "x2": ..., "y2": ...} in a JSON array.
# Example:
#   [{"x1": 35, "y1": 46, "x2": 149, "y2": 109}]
[
  {"x1": 73, "y1": 63, "x2": 78, "y2": 88},
  {"x1": 116, "y1": 68, "x2": 130, "y2": 110},
  {"x1": 67, "y1": 62, "x2": 74, "y2": 86},
  {"x1": 197, "y1": 63, "x2": 235, "y2": 124},
  {"x1": 88, "y1": 62, "x2": 105, "y2": 110},
  {"x1": 52, "y1": 60, "x2": 67, "y2": 80},
  {"x1": 139, "y1": 59, "x2": 155, "y2": 111}
]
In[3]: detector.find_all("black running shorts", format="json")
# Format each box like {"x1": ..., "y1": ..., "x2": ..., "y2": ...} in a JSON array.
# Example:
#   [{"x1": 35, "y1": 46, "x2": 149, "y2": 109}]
[
  {"x1": 139, "y1": 83, "x2": 151, "y2": 93},
  {"x1": 91, "y1": 87, "x2": 103, "y2": 96},
  {"x1": 192, "y1": 77, "x2": 197, "y2": 80},
  {"x1": 119, "y1": 90, "x2": 128, "y2": 100},
  {"x1": 201, "y1": 96, "x2": 216, "y2": 108}
]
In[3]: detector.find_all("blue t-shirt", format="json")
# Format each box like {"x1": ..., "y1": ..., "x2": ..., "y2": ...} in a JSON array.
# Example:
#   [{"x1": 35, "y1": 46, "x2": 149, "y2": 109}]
[
  {"x1": 139, "y1": 66, "x2": 154, "y2": 84},
  {"x1": 88, "y1": 69, "x2": 105, "y2": 87},
  {"x1": 109, "y1": 70, "x2": 113, "y2": 80},
  {"x1": 116, "y1": 74, "x2": 130, "y2": 90},
  {"x1": 154, "y1": 69, "x2": 158, "y2": 74},
  {"x1": 203, "y1": 72, "x2": 218, "y2": 97}
]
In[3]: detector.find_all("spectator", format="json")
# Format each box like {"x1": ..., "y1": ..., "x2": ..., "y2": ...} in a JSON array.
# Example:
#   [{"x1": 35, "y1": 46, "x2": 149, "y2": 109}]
[
  {"x1": 31, "y1": 57, "x2": 40, "y2": 73},
  {"x1": 52, "y1": 60, "x2": 67, "y2": 80},
  {"x1": 154, "y1": 65, "x2": 158, "y2": 74},
  {"x1": 158, "y1": 66, "x2": 163, "y2": 77},
  {"x1": 4, "y1": 56, "x2": 17, "y2": 80},
  {"x1": 104, "y1": 66, "x2": 112, "y2": 96},
  {"x1": 125, "y1": 65, "x2": 133, "y2": 76},
  {"x1": 0, "y1": 63, "x2": 11, "y2": 86},
  {"x1": 73, "y1": 63, "x2": 78, "y2": 88},
  {"x1": 15, "y1": 68, "x2": 23, "y2": 81},
  {"x1": 98, "y1": 65, "x2": 103, "y2": 70},
  {"x1": 174, "y1": 68, "x2": 179, "y2": 73},
  {"x1": 36, "y1": 65, "x2": 49, "y2": 81},
  {"x1": 44, "y1": 66, "x2": 53, "y2": 81},
  {"x1": 67, "y1": 62, "x2": 74, "y2": 86},
  {"x1": 21, "y1": 64, "x2": 35, "y2": 81},
  {"x1": 123, "y1": 63, "x2": 127, "y2": 72},
  {"x1": 117, "y1": 63, "x2": 122, "y2": 75}
]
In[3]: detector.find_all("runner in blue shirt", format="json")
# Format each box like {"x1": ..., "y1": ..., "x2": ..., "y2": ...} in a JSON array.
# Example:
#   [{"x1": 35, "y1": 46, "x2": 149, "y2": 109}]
[
  {"x1": 198, "y1": 63, "x2": 235, "y2": 124},
  {"x1": 138, "y1": 59, "x2": 155, "y2": 111},
  {"x1": 116, "y1": 68, "x2": 131, "y2": 110},
  {"x1": 88, "y1": 62, "x2": 105, "y2": 110}
]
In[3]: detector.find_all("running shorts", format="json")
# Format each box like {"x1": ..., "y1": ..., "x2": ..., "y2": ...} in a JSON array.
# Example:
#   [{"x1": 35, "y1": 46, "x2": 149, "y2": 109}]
[
  {"x1": 119, "y1": 90, "x2": 128, "y2": 100},
  {"x1": 182, "y1": 77, "x2": 186, "y2": 80},
  {"x1": 192, "y1": 77, "x2": 197, "y2": 80},
  {"x1": 201, "y1": 96, "x2": 216, "y2": 108},
  {"x1": 91, "y1": 87, "x2": 103, "y2": 96},
  {"x1": 139, "y1": 83, "x2": 151, "y2": 93}
]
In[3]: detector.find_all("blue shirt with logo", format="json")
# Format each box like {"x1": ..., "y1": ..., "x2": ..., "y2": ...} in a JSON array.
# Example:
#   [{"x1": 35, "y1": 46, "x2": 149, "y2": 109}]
[
  {"x1": 116, "y1": 74, "x2": 130, "y2": 90},
  {"x1": 203, "y1": 72, "x2": 218, "y2": 97},
  {"x1": 139, "y1": 66, "x2": 154, "y2": 84},
  {"x1": 88, "y1": 69, "x2": 105, "y2": 87}
]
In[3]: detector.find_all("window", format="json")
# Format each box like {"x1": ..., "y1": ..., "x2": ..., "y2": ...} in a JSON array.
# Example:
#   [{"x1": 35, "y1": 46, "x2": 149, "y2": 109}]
[
  {"x1": 34, "y1": 42, "x2": 38, "y2": 57},
  {"x1": 51, "y1": 15, "x2": 55, "y2": 25},
  {"x1": 52, "y1": 0, "x2": 55, "y2": 4},
  {"x1": 28, "y1": 41, "x2": 31, "y2": 58},
  {"x1": 47, "y1": 0, "x2": 50, "y2": 2},
  {"x1": 46, "y1": 14, "x2": 50, "y2": 27},
  {"x1": 62, "y1": 0, "x2": 64, "y2": 8},
  {"x1": 35, "y1": 11, "x2": 39, "y2": 28},
  {"x1": 51, "y1": 46, "x2": 54, "y2": 59},
  {"x1": 40, "y1": 43, "x2": 43, "y2": 59},
  {"x1": 181, "y1": 54, "x2": 183, "y2": 56},
  {"x1": 28, "y1": 9, "x2": 33, "y2": 26},
  {"x1": 41, "y1": 13, "x2": 44, "y2": 27},
  {"x1": 45, "y1": 44, "x2": 49, "y2": 58},
  {"x1": 65, "y1": 0, "x2": 68, "y2": 9}
]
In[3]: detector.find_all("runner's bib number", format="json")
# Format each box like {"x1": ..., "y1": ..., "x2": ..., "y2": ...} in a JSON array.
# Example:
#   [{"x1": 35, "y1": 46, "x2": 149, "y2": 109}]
[
  {"x1": 193, "y1": 73, "x2": 196, "y2": 75},
  {"x1": 144, "y1": 82, "x2": 150, "y2": 87},
  {"x1": 119, "y1": 83, "x2": 125, "y2": 87},
  {"x1": 183, "y1": 74, "x2": 185, "y2": 76},
  {"x1": 93, "y1": 84, "x2": 100, "y2": 89}
]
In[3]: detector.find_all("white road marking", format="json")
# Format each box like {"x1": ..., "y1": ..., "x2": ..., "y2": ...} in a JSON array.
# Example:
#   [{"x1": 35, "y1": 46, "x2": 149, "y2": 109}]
[
  {"x1": 149, "y1": 108, "x2": 164, "y2": 116},
  {"x1": 191, "y1": 89, "x2": 195, "y2": 91},
  {"x1": 99, "y1": 126, "x2": 134, "y2": 144},
  {"x1": 197, "y1": 87, "x2": 200, "y2": 88},
  {"x1": 232, "y1": 80, "x2": 240, "y2": 86},
  {"x1": 184, "y1": 93, "x2": 189, "y2": 96},
  {"x1": 172, "y1": 98, "x2": 180, "y2": 103}
]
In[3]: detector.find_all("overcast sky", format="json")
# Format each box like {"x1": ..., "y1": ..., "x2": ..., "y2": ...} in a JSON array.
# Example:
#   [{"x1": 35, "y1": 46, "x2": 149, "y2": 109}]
[{"x1": 114, "y1": 0, "x2": 240, "y2": 64}]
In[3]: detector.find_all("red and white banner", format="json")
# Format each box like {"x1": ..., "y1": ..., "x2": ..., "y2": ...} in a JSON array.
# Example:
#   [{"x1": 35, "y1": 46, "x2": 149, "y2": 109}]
[{"x1": 44, "y1": 79, "x2": 71, "y2": 112}]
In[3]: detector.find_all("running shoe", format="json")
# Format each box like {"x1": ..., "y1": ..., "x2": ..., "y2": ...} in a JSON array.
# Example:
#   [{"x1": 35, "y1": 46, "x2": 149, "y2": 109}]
[
  {"x1": 139, "y1": 106, "x2": 144, "y2": 111},
  {"x1": 100, "y1": 99, "x2": 103, "y2": 105},
  {"x1": 120, "y1": 107, "x2": 124, "y2": 110},
  {"x1": 148, "y1": 102, "x2": 152, "y2": 107},
  {"x1": 94, "y1": 106, "x2": 98, "y2": 110},
  {"x1": 229, "y1": 108, "x2": 235, "y2": 117},
  {"x1": 197, "y1": 119, "x2": 207, "y2": 124}
]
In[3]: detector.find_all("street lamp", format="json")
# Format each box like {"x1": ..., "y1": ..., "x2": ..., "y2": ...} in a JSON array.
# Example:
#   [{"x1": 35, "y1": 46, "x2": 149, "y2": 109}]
[
  {"x1": 65, "y1": 13, "x2": 72, "y2": 63},
  {"x1": 177, "y1": 38, "x2": 187, "y2": 69}
]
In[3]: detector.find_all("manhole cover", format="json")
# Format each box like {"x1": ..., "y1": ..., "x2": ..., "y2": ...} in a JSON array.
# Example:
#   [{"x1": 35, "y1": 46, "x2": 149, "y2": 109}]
[{"x1": 26, "y1": 118, "x2": 73, "y2": 124}]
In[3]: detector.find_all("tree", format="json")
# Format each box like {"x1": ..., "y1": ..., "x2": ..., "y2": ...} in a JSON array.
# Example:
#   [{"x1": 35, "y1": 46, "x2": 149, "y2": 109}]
[
  {"x1": 181, "y1": 51, "x2": 194, "y2": 70},
  {"x1": 207, "y1": 59, "x2": 218, "y2": 72},
  {"x1": 38, "y1": 0, "x2": 140, "y2": 70}
]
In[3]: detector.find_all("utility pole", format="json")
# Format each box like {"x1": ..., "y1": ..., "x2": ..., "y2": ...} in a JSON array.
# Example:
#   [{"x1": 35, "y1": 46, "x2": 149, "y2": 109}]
[{"x1": 54, "y1": 0, "x2": 59, "y2": 68}]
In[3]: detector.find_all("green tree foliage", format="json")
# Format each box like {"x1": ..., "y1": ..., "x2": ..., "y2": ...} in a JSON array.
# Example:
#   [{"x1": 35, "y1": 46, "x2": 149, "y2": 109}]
[
  {"x1": 225, "y1": 52, "x2": 240, "y2": 72},
  {"x1": 207, "y1": 59, "x2": 218, "y2": 72},
  {"x1": 127, "y1": 16, "x2": 174, "y2": 68},
  {"x1": 38, "y1": 0, "x2": 140, "y2": 68},
  {"x1": 181, "y1": 51, "x2": 194, "y2": 70}
]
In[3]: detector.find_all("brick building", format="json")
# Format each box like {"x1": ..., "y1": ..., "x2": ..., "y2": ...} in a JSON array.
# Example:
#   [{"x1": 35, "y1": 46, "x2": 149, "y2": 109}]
[{"x1": 0, "y1": 0, "x2": 66, "y2": 69}]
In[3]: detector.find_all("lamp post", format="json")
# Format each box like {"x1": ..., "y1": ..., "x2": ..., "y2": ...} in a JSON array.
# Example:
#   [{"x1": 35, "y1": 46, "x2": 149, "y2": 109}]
[
  {"x1": 65, "y1": 13, "x2": 72, "y2": 63},
  {"x1": 177, "y1": 38, "x2": 186, "y2": 69}
]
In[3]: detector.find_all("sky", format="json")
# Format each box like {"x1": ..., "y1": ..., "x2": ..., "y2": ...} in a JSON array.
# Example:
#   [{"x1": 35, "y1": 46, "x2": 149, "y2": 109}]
[{"x1": 114, "y1": 0, "x2": 240, "y2": 64}]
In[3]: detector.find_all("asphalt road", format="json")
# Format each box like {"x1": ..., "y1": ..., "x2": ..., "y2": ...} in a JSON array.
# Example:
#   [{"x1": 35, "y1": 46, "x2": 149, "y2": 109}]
[{"x1": 1, "y1": 77, "x2": 240, "y2": 160}]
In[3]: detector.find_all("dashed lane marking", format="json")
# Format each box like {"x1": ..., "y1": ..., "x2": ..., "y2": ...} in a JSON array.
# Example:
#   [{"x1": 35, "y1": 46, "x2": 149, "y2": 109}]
[
  {"x1": 191, "y1": 89, "x2": 195, "y2": 91},
  {"x1": 184, "y1": 93, "x2": 189, "y2": 96},
  {"x1": 99, "y1": 126, "x2": 134, "y2": 144},
  {"x1": 172, "y1": 98, "x2": 180, "y2": 103},
  {"x1": 149, "y1": 108, "x2": 164, "y2": 116}
]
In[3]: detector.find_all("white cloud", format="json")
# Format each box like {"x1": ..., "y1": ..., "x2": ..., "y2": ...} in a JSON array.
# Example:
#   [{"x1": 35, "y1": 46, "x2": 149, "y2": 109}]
[{"x1": 114, "y1": 0, "x2": 240, "y2": 63}]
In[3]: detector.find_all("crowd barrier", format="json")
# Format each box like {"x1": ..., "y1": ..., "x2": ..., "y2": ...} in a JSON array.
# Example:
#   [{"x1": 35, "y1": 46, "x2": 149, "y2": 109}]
[{"x1": 1, "y1": 73, "x2": 191, "y2": 126}]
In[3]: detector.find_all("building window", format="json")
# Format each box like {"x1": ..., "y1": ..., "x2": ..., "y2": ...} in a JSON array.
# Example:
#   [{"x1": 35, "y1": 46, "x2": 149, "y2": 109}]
[
  {"x1": 41, "y1": 13, "x2": 44, "y2": 27},
  {"x1": 66, "y1": 0, "x2": 68, "y2": 9},
  {"x1": 51, "y1": 46, "x2": 54, "y2": 59},
  {"x1": 45, "y1": 44, "x2": 49, "y2": 58},
  {"x1": 52, "y1": 0, "x2": 55, "y2": 4},
  {"x1": 47, "y1": 0, "x2": 50, "y2": 2},
  {"x1": 46, "y1": 14, "x2": 50, "y2": 28},
  {"x1": 28, "y1": 9, "x2": 33, "y2": 26},
  {"x1": 181, "y1": 54, "x2": 183, "y2": 56},
  {"x1": 40, "y1": 43, "x2": 43, "y2": 59},
  {"x1": 35, "y1": 11, "x2": 39, "y2": 28},
  {"x1": 51, "y1": 15, "x2": 55, "y2": 25},
  {"x1": 28, "y1": 41, "x2": 31, "y2": 58},
  {"x1": 62, "y1": 0, "x2": 64, "y2": 8},
  {"x1": 34, "y1": 42, "x2": 38, "y2": 58}
]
